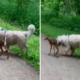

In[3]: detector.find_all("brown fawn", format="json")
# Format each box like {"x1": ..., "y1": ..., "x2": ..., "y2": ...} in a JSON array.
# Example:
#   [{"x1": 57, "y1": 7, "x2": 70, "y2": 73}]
[
  {"x1": 0, "y1": 38, "x2": 8, "y2": 59},
  {"x1": 45, "y1": 36, "x2": 59, "y2": 57}
]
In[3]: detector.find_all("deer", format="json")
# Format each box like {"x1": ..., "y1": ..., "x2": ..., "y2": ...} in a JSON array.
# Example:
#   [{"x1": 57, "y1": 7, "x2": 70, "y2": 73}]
[
  {"x1": 0, "y1": 37, "x2": 8, "y2": 59},
  {"x1": 44, "y1": 36, "x2": 59, "y2": 57}
]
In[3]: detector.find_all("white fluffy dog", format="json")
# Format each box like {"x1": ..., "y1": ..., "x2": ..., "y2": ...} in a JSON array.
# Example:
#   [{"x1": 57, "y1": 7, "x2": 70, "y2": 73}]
[
  {"x1": 0, "y1": 24, "x2": 35, "y2": 56},
  {"x1": 57, "y1": 35, "x2": 80, "y2": 56}
]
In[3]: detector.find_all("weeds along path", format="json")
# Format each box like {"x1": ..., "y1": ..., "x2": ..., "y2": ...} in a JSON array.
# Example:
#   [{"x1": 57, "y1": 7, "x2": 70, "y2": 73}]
[
  {"x1": 0, "y1": 54, "x2": 39, "y2": 80},
  {"x1": 41, "y1": 34, "x2": 80, "y2": 80}
]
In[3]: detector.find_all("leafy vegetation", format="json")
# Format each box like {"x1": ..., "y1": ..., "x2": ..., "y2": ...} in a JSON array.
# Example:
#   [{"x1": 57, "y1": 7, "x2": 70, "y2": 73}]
[
  {"x1": 0, "y1": 0, "x2": 39, "y2": 35},
  {"x1": 41, "y1": 0, "x2": 80, "y2": 32},
  {"x1": 0, "y1": 19, "x2": 39, "y2": 71},
  {"x1": 41, "y1": 23, "x2": 80, "y2": 57}
]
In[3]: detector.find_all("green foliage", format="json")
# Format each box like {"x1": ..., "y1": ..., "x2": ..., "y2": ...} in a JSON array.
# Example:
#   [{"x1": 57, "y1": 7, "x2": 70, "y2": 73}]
[
  {"x1": 0, "y1": 0, "x2": 39, "y2": 35},
  {"x1": 41, "y1": 23, "x2": 77, "y2": 38},
  {"x1": 42, "y1": 1, "x2": 80, "y2": 33},
  {"x1": 74, "y1": 0, "x2": 80, "y2": 14},
  {"x1": 48, "y1": 16, "x2": 80, "y2": 32},
  {"x1": 60, "y1": 1, "x2": 64, "y2": 6}
]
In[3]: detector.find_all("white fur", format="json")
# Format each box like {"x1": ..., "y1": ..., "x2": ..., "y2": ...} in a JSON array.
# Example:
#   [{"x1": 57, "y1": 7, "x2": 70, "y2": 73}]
[
  {"x1": 0, "y1": 27, "x2": 2, "y2": 30},
  {"x1": 57, "y1": 35, "x2": 80, "y2": 55},
  {"x1": 0, "y1": 24, "x2": 35, "y2": 55}
]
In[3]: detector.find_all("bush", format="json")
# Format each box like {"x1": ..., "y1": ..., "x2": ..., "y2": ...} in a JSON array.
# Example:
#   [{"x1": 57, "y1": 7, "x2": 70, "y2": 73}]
[
  {"x1": 49, "y1": 17, "x2": 80, "y2": 32},
  {"x1": 0, "y1": 0, "x2": 39, "y2": 35},
  {"x1": 42, "y1": 7, "x2": 80, "y2": 33}
]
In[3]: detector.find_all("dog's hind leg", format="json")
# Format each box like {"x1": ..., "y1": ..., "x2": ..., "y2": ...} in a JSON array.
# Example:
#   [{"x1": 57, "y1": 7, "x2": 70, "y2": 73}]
[
  {"x1": 17, "y1": 41, "x2": 24, "y2": 56},
  {"x1": 71, "y1": 48, "x2": 75, "y2": 56},
  {"x1": 6, "y1": 45, "x2": 10, "y2": 59},
  {"x1": 18, "y1": 46, "x2": 24, "y2": 56},
  {"x1": 25, "y1": 45, "x2": 29, "y2": 54}
]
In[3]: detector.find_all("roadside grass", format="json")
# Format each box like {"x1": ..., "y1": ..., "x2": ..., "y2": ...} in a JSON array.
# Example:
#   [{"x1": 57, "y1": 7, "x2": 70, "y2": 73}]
[
  {"x1": 41, "y1": 23, "x2": 80, "y2": 57},
  {"x1": 0, "y1": 19, "x2": 40, "y2": 71}
]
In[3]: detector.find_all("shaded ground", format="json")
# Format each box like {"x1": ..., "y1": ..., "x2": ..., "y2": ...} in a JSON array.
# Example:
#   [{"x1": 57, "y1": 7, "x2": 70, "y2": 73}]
[
  {"x1": 41, "y1": 34, "x2": 80, "y2": 80},
  {"x1": 0, "y1": 53, "x2": 39, "y2": 80}
]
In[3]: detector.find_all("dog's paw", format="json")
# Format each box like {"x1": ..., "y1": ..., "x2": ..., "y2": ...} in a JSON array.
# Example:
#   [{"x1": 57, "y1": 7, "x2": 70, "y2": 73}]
[
  {"x1": 56, "y1": 55, "x2": 59, "y2": 58},
  {"x1": 55, "y1": 55, "x2": 59, "y2": 58},
  {"x1": 48, "y1": 53, "x2": 50, "y2": 55}
]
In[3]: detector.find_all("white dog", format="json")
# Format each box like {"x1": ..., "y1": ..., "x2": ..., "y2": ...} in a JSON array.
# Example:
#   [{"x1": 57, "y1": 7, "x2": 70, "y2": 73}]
[
  {"x1": 57, "y1": 35, "x2": 80, "y2": 56},
  {"x1": 0, "y1": 24, "x2": 35, "y2": 56}
]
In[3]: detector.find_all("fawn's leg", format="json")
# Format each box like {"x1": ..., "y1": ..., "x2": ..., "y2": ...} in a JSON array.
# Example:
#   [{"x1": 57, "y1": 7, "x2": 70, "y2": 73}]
[
  {"x1": 53, "y1": 46, "x2": 55, "y2": 56},
  {"x1": 49, "y1": 45, "x2": 52, "y2": 55},
  {"x1": 0, "y1": 47, "x2": 3, "y2": 56}
]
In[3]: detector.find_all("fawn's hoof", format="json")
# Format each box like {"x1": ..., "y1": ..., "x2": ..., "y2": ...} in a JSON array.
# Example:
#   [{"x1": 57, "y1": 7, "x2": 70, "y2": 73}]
[{"x1": 7, "y1": 56, "x2": 9, "y2": 59}]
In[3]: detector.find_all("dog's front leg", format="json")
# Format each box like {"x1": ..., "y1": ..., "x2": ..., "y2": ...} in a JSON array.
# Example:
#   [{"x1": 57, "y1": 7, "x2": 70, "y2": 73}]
[
  {"x1": 71, "y1": 48, "x2": 75, "y2": 56},
  {"x1": 65, "y1": 47, "x2": 70, "y2": 55},
  {"x1": 54, "y1": 45, "x2": 59, "y2": 57}
]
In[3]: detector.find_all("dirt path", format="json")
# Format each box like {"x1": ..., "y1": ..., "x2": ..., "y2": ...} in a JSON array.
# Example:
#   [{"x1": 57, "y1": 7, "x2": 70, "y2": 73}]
[
  {"x1": 41, "y1": 34, "x2": 80, "y2": 80},
  {"x1": 0, "y1": 54, "x2": 39, "y2": 80}
]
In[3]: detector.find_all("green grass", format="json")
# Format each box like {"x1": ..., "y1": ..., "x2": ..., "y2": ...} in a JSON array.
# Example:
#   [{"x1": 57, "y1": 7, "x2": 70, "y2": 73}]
[
  {"x1": 41, "y1": 23, "x2": 80, "y2": 57},
  {"x1": 0, "y1": 19, "x2": 39, "y2": 71},
  {"x1": 0, "y1": 19, "x2": 21, "y2": 31}
]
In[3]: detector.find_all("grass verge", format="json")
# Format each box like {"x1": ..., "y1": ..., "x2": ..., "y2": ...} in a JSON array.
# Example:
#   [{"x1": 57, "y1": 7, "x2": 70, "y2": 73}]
[{"x1": 41, "y1": 23, "x2": 80, "y2": 57}]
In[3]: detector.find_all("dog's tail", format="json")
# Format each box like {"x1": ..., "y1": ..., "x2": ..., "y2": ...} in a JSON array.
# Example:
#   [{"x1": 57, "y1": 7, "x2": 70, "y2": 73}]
[
  {"x1": 28, "y1": 24, "x2": 35, "y2": 33},
  {"x1": 25, "y1": 24, "x2": 35, "y2": 39}
]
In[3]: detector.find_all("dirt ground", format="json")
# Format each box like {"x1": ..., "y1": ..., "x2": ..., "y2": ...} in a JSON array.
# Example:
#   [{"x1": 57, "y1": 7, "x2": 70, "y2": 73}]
[
  {"x1": 41, "y1": 34, "x2": 80, "y2": 80},
  {"x1": 0, "y1": 53, "x2": 39, "y2": 80}
]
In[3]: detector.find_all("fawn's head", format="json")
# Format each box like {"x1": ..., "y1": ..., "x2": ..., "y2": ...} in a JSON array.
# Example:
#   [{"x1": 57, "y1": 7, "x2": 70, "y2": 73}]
[{"x1": 44, "y1": 36, "x2": 50, "y2": 40}]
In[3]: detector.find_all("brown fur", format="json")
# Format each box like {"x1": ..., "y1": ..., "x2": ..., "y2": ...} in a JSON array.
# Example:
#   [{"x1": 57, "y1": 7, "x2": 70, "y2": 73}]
[
  {"x1": 45, "y1": 36, "x2": 59, "y2": 57},
  {"x1": 0, "y1": 39, "x2": 8, "y2": 59}
]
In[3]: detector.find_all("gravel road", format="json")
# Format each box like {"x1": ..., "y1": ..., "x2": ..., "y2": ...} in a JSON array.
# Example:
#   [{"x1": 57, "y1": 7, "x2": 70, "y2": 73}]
[
  {"x1": 0, "y1": 53, "x2": 39, "y2": 80},
  {"x1": 41, "y1": 34, "x2": 80, "y2": 80}
]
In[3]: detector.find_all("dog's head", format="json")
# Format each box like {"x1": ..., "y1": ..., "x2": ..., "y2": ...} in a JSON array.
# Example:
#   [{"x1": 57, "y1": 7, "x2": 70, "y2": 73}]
[{"x1": 57, "y1": 35, "x2": 67, "y2": 46}]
